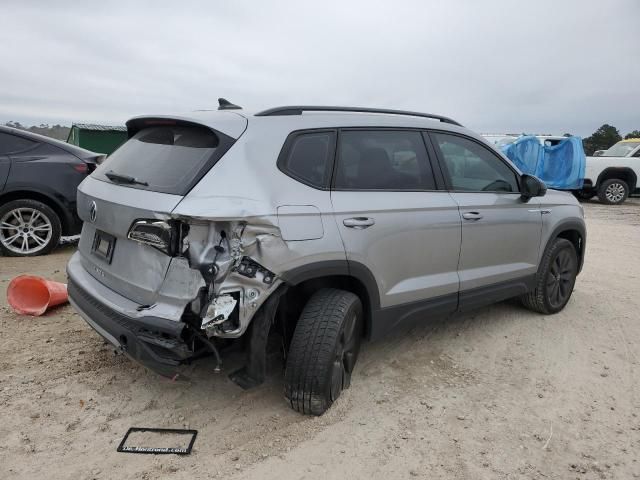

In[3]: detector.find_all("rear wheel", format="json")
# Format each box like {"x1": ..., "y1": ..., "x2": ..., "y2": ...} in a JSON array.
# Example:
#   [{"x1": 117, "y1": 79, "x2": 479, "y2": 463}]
[
  {"x1": 597, "y1": 178, "x2": 629, "y2": 205},
  {"x1": 0, "y1": 199, "x2": 61, "y2": 257},
  {"x1": 521, "y1": 238, "x2": 578, "y2": 314},
  {"x1": 284, "y1": 288, "x2": 363, "y2": 415}
]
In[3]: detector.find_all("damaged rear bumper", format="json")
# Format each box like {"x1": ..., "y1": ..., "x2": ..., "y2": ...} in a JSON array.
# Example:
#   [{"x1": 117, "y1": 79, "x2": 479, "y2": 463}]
[{"x1": 67, "y1": 257, "x2": 193, "y2": 378}]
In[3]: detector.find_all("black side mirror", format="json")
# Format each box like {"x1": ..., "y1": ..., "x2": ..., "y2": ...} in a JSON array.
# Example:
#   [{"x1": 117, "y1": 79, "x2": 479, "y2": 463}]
[{"x1": 521, "y1": 174, "x2": 547, "y2": 202}]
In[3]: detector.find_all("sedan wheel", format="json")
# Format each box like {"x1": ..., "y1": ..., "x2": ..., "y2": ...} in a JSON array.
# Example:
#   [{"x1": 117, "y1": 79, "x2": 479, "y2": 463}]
[{"x1": 0, "y1": 200, "x2": 61, "y2": 257}]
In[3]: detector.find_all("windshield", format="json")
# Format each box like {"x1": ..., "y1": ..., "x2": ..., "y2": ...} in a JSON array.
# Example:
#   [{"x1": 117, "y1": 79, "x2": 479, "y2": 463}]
[
  {"x1": 602, "y1": 140, "x2": 640, "y2": 157},
  {"x1": 93, "y1": 125, "x2": 226, "y2": 195}
]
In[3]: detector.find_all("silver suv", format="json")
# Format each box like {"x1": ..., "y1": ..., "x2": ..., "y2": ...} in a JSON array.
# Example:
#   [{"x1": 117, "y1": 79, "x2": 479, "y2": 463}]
[{"x1": 67, "y1": 102, "x2": 586, "y2": 415}]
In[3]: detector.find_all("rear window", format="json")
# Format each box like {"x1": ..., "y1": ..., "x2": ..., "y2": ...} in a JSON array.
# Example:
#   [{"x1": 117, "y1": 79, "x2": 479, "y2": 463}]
[
  {"x1": 0, "y1": 132, "x2": 38, "y2": 154},
  {"x1": 93, "y1": 125, "x2": 232, "y2": 195}
]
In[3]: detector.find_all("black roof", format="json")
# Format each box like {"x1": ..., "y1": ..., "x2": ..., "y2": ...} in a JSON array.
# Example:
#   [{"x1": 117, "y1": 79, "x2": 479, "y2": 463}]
[{"x1": 0, "y1": 125, "x2": 98, "y2": 158}]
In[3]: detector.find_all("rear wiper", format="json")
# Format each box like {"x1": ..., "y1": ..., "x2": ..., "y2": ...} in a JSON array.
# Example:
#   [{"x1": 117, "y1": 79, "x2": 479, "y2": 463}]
[{"x1": 105, "y1": 170, "x2": 149, "y2": 186}]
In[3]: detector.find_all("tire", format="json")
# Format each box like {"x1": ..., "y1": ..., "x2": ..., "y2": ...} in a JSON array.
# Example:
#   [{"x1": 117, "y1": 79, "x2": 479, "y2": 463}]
[
  {"x1": 521, "y1": 238, "x2": 578, "y2": 314},
  {"x1": 284, "y1": 288, "x2": 363, "y2": 416},
  {"x1": 597, "y1": 178, "x2": 629, "y2": 205},
  {"x1": 0, "y1": 199, "x2": 61, "y2": 257},
  {"x1": 572, "y1": 190, "x2": 595, "y2": 201}
]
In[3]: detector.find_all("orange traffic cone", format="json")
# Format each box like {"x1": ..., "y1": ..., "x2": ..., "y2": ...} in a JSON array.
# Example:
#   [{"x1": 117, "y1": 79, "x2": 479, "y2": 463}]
[{"x1": 7, "y1": 275, "x2": 68, "y2": 316}]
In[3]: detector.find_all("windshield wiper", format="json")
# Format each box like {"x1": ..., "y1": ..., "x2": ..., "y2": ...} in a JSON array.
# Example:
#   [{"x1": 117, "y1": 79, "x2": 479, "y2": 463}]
[{"x1": 105, "y1": 170, "x2": 149, "y2": 186}]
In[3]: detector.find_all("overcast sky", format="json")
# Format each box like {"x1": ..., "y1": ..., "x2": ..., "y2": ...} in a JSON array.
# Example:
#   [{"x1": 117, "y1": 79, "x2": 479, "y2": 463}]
[{"x1": 1, "y1": 0, "x2": 638, "y2": 137}]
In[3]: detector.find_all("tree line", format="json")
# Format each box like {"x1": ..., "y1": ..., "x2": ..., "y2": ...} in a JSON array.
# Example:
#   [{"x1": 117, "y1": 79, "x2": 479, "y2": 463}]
[
  {"x1": 4, "y1": 121, "x2": 70, "y2": 141},
  {"x1": 583, "y1": 125, "x2": 640, "y2": 155}
]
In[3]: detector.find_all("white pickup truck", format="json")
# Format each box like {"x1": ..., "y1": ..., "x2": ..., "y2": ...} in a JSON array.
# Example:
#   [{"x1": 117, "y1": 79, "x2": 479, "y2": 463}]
[{"x1": 577, "y1": 139, "x2": 640, "y2": 204}]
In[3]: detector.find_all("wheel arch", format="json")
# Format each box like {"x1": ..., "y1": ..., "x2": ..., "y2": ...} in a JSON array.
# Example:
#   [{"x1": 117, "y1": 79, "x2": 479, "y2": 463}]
[
  {"x1": 597, "y1": 167, "x2": 637, "y2": 191},
  {"x1": 544, "y1": 221, "x2": 586, "y2": 274},
  {"x1": 278, "y1": 260, "x2": 379, "y2": 340}
]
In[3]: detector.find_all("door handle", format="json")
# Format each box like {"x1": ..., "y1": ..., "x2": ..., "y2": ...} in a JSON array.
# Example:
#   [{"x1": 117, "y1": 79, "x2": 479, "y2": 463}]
[
  {"x1": 343, "y1": 217, "x2": 375, "y2": 229},
  {"x1": 462, "y1": 211, "x2": 483, "y2": 221}
]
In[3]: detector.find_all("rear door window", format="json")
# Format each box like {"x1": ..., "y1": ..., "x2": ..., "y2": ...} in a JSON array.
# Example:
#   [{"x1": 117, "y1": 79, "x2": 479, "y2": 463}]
[
  {"x1": 93, "y1": 125, "x2": 233, "y2": 195},
  {"x1": 334, "y1": 130, "x2": 436, "y2": 190}
]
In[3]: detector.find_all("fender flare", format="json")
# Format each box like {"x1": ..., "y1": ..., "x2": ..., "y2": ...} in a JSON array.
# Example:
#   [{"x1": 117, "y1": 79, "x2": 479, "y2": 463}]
[
  {"x1": 596, "y1": 167, "x2": 637, "y2": 190},
  {"x1": 279, "y1": 259, "x2": 381, "y2": 334},
  {"x1": 544, "y1": 220, "x2": 587, "y2": 273},
  {"x1": 279, "y1": 260, "x2": 380, "y2": 309}
]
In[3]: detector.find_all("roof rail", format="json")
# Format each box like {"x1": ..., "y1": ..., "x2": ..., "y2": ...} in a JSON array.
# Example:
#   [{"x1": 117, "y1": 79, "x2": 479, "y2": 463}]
[{"x1": 254, "y1": 106, "x2": 462, "y2": 126}]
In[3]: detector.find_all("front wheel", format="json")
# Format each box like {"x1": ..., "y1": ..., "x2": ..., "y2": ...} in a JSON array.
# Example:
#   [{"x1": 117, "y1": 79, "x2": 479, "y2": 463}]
[
  {"x1": 521, "y1": 238, "x2": 578, "y2": 314},
  {"x1": 598, "y1": 178, "x2": 629, "y2": 205},
  {"x1": 284, "y1": 288, "x2": 363, "y2": 415},
  {"x1": 0, "y1": 199, "x2": 61, "y2": 257}
]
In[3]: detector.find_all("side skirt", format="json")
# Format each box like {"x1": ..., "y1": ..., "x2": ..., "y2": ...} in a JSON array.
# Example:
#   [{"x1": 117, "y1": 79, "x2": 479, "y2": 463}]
[
  {"x1": 458, "y1": 274, "x2": 536, "y2": 312},
  {"x1": 368, "y1": 274, "x2": 536, "y2": 341},
  {"x1": 369, "y1": 292, "x2": 457, "y2": 341}
]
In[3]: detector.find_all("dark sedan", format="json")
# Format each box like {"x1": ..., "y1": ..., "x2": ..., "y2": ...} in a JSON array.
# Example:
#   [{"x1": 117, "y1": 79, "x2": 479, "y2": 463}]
[{"x1": 0, "y1": 126, "x2": 103, "y2": 256}]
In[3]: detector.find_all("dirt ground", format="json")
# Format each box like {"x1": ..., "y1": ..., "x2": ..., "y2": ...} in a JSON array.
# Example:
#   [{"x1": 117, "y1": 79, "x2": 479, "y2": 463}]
[{"x1": 1, "y1": 199, "x2": 639, "y2": 480}]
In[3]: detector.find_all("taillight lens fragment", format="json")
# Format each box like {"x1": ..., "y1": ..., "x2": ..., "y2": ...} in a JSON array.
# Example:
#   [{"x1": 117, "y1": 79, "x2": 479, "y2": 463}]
[{"x1": 127, "y1": 220, "x2": 174, "y2": 254}]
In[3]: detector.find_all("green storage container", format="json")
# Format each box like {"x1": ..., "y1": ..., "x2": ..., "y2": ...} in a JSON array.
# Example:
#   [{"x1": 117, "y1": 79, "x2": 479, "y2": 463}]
[{"x1": 67, "y1": 123, "x2": 127, "y2": 155}]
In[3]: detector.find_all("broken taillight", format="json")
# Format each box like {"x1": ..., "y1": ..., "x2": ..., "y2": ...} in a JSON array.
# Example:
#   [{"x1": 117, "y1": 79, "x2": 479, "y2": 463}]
[{"x1": 127, "y1": 220, "x2": 176, "y2": 255}]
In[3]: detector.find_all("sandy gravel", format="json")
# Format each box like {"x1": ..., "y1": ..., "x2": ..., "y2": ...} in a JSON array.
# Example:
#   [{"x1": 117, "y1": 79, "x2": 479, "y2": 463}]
[{"x1": 1, "y1": 199, "x2": 639, "y2": 479}]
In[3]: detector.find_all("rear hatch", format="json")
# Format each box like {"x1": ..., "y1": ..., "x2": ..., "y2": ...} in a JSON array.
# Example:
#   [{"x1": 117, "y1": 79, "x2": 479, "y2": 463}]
[{"x1": 76, "y1": 113, "x2": 246, "y2": 306}]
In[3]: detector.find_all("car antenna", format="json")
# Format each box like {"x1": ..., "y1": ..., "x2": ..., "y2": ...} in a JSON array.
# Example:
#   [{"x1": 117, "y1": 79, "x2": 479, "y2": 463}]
[{"x1": 218, "y1": 98, "x2": 242, "y2": 110}]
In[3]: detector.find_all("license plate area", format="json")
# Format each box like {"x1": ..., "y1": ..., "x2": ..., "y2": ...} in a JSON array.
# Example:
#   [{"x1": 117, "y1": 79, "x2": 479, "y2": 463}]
[{"x1": 92, "y1": 230, "x2": 116, "y2": 264}]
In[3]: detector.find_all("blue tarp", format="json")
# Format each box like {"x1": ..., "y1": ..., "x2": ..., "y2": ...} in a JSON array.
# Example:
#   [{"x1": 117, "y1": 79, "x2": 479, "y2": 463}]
[{"x1": 501, "y1": 136, "x2": 585, "y2": 190}]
